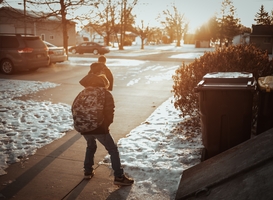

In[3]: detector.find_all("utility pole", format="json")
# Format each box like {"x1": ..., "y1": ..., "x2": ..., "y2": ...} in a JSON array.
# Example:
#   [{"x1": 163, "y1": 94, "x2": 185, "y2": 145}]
[
  {"x1": 24, "y1": 0, "x2": 26, "y2": 35},
  {"x1": 119, "y1": 0, "x2": 124, "y2": 50},
  {"x1": 141, "y1": 20, "x2": 144, "y2": 49}
]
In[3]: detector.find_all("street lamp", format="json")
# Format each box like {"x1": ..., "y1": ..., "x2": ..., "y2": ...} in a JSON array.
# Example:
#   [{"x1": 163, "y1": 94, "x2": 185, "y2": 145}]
[{"x1": 24, "y1": 0, "x2": 26, "y2": 35}]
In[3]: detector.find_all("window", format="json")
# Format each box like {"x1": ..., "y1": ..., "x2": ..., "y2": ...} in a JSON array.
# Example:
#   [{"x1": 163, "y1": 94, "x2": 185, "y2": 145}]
[
  {"x1": 49, "y1": 35, "x2": 54, "y2": 40},
  {"x1": 41, "y1": 34, "x2": 45, "y2": 41},
  {"x1": 0, "y1": 36, "x2": 19, "y2": 48},
  {"x1": 24, "y1": 37, "x2": 46, "y2": 48}
]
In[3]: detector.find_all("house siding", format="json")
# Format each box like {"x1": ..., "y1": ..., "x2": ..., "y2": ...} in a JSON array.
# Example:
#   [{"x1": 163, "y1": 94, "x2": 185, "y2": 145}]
[
  {"x1": 0, "y1": 7, "x2": 76, "y2": 47},
  {"x1": 232, "y1": 33, "x2": 250, "y2": 45},
  {"x1": 250, "y1": 25, "x2": 273, "y2": 54}
]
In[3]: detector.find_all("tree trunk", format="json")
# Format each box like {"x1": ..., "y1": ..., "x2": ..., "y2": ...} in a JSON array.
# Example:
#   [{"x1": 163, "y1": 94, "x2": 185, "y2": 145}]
[
  {"x1": 106, "y1": 32, "x2": 111, "y2": 46},
  {"x1": 176, "y1": 39, "x2": 181, "y2": 47},
  {"x1": 141, "y1": 38, "x2": 144, "y2": 49},
  {"x1": 60, "y1": 0, "x2": 68, "y2": 56}
]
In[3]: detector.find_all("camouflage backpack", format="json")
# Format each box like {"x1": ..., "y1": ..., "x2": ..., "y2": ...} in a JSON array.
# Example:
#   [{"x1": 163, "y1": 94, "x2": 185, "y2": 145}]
[{"x1": 71, "y1": 87, "x2": 105, "y2": 133}]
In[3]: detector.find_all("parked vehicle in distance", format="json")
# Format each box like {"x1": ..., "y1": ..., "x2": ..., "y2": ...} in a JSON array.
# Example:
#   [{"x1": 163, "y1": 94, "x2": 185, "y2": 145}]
[
  {"x1": 68, "y1": 42, "x2": 110, "y2": 55},
  {"x1": 44, "y1": 41, "x2": 67, "y2": 64},
  {"x1": 0, "y1": 34, "x2": 49, "y2": 74}
]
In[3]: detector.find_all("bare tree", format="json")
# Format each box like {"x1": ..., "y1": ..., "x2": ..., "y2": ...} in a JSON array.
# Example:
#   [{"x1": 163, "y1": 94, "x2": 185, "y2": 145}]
[
  {"x1": 118, "y1": 0, "x2": 138, "y2": 50},
  {"x1": 27, "y1": 0, "x2": 99, "y2": 55},
  {"x1": 136, "y1": 20, "x2": 149, "y2": 49},
  {"x1": 89, "y1": 0, "x2": 137, "y2": 49},
  {"x1": 85, "y1": 0, "x2": 119, "y2": 46},
  {"x1": 159, "y1": 5, "x2": 188, "y2": 47}
]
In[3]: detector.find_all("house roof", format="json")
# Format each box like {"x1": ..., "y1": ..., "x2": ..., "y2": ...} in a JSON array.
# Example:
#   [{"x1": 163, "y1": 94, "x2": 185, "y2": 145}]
[
  {"x1": 251, "y1": 25, "x2": 273, "y2": 35},
  {"x1": 0, "y1": 6, "x2": 76, "y2": 24}
]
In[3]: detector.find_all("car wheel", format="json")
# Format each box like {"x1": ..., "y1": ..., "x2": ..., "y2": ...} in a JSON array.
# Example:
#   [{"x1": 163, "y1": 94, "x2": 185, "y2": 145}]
[
  {"x1": 0, "y1": 59, "x2": 14, "y2": 75},
  {"x1": 93, "y1": 49, "x2": 99, "y2": 55},
  {"x1": 71, "y1": 49, "x2": 77, "y2": 54}
]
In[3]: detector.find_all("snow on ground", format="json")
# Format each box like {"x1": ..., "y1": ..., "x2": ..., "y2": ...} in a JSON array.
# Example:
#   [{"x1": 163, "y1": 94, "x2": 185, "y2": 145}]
[
  {"x1": 0, "y1": 79, "x2": 74, "y2": 175},
  {"x1": 113, "y1": 97, "x2": 203, "y2": 199}
]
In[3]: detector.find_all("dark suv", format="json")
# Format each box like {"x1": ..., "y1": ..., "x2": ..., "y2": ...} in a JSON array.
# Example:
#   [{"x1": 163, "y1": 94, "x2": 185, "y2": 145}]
[{"x1": 0, "y1": 34, "x2": 50, "y2": 74}]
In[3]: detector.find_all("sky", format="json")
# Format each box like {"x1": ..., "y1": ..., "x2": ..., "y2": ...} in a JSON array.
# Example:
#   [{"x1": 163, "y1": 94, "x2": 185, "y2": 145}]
[
  {"x1": 0, "y1": 46, "x2": 205, "y2": 199},
  {"x1": 133, "y1": 0, "x2": 273, "y2": 32},
  {"x1": 3, "y1": 0, "x2": 273, "y2": 33}
]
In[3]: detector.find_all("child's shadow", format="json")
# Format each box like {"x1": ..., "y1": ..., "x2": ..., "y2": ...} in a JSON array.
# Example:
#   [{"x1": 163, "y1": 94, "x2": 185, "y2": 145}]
[{"x1": 106, "y1": 185, "x2": 132, "y2": 200}]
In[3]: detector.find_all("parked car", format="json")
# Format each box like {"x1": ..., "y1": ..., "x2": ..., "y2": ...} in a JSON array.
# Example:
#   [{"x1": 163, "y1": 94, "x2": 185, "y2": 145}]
[
  {"x1": 0, "y1": 34, "x2": 49, "y2": 74},
  {"x1": 68, "y1": 42, "x2": 110, "y2": 55},
  {"x1": 44, "y1": 41, "x2": 67, "y2": 64}
]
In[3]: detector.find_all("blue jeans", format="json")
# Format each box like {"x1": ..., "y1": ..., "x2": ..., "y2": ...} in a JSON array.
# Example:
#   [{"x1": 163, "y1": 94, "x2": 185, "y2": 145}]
[{"x1": 83, "y1": 133, "x2": 124, "y2": 177}]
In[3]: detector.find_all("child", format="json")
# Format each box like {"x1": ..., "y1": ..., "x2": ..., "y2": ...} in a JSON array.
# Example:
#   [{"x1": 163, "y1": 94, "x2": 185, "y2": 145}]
[
  {"x1": 98, "y1": 55, "x2": 114, "y2": 91},
  {"x1": 72, "y1": 63, "x2": 133, "y2": 185}
]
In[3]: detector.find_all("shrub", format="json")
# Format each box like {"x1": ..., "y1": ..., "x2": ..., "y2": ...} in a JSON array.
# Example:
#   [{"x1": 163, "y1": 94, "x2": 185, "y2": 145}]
[{"x1": 172, "y1": 44, "x2": 273, "y2": 121}]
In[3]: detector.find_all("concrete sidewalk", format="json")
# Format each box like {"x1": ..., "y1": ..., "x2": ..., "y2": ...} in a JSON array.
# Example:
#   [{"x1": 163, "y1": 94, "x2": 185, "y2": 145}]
[{"x1": 0, "y1": 129, "x2": 125, "y2": 200}]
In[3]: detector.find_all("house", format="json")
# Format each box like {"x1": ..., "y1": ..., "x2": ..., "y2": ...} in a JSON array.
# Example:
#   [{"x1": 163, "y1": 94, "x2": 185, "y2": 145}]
[
  {"x1": 250, "y1": 25, "x2": 273, "y2": 54},
  {"x1": 232, "y1": 33, "x2": 250, "y2": 45},
  {"x1": 77, "y1": 26, "x2": 105, "y2": 44},
  {"x1": 0, "y1": 7, "x2": 76, "y2": 47},
  {"x1": 195, "y1": 40, "x2": 210, "y2": 48}
]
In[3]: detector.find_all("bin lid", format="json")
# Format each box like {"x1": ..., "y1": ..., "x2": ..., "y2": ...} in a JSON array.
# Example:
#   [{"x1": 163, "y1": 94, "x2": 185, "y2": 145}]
[
  {"x1": 196, "y1": 72, "x2": 256, "y2": 91},
  {"x1": 258, "y1": 76, "x2": 273, "y2": 92}
]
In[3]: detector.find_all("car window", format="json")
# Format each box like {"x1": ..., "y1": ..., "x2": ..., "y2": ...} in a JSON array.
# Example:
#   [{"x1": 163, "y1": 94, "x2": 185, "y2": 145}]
[
  {"x1": 81, "y1": 43, "x2": 87, "y2": 47},
  {"x1": 0, "y1": 36, "x2": 20, "y2": 48},
  {"x1": 44, "y1": 42, "x2": 55, "y2": 47},
  {"x1": 23, "y1": 37, "x2": 46, "y2": 48}
]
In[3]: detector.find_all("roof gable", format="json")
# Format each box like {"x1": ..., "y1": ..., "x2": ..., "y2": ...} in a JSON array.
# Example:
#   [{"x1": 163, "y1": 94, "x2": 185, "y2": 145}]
[{"x1": 0, "y1": 6, "x2": 75, "y2": 24}]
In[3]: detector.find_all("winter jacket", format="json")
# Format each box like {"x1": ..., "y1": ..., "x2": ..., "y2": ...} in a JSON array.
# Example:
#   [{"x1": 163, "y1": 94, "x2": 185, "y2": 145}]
[{"x1": 102, "y1": 66, "x2": 114, "y2": 91}]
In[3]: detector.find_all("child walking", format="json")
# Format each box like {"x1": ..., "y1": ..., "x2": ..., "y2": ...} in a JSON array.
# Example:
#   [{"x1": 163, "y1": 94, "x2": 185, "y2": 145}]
[{"x1": 72, "y1": 62, "x2": 133, "y2": 186}]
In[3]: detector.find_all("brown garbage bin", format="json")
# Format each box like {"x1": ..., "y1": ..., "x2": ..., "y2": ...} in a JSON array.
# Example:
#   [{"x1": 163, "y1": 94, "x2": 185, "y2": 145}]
[{"x1": 195, "y1": 72, "x2": 256, "y2": 160}]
